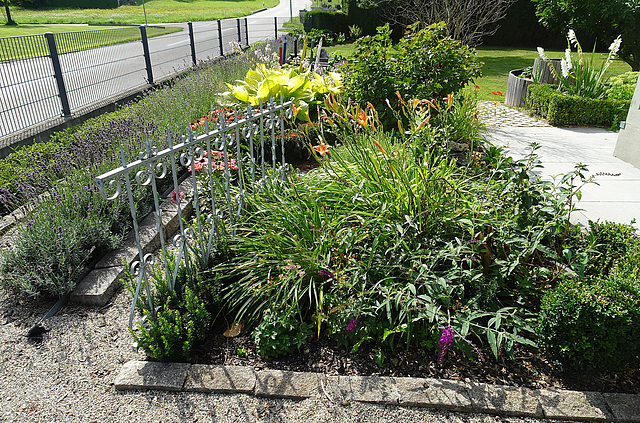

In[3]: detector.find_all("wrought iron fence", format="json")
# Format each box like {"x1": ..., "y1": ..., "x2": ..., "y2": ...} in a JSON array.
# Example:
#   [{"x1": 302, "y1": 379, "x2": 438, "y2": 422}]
[
  {"x1": 0, "y1": 16, "x2": 296, "y2": 144},
  {"x1": 95, "y1": 97, "x2": 293, "y2": 328}
]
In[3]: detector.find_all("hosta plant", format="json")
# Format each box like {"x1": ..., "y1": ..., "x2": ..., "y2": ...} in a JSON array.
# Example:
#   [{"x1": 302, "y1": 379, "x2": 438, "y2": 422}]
[{"x1": 222, "y1": 64, "x2": 342, "y2": 121}]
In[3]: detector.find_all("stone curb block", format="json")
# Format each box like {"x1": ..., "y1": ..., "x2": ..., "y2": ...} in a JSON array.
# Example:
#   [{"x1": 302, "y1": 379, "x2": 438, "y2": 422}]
[
  {"x1": 70, "y1": 179, "x2": 194, "y2": 306},
  {"x1": 603, "y1": 393, "x2": 640, "y2": 422},
  {"x1": 538, "y1": 389, "x2": 612, "y2": 421},
  {"x1": 468, "y1": 382, "x2": 543, "y2": 418},
  {"x1": 255, "y1": 370, "x2": 325, "y2": 400},
  {"x1": 114, "y1": 360, "x2": 190, "y2": 391},
  {"x1": 184, "y1": 365, "x2": 256, "y2": 394},
  {"x1": 69, "y1": 266, "x2": 125, "y2": 306},
  {"x1": 114, "y1": 361, "x2": 634, "y2": 422}
]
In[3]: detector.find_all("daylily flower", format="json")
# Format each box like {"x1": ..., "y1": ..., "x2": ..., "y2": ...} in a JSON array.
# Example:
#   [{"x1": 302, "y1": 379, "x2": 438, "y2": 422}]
[{"x1": 313, "y1": 140, "x2": 330, "y2": 156}]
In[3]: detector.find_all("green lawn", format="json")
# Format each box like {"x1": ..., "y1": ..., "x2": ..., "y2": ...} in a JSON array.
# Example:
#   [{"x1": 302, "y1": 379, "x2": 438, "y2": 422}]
[
  {"x1": 325, "y1": 43, "x2": 633, "y2": 101},
  {"x1": 0, "y1": 25, "x2": 182, "y2": 61},
  {"x1": 6, "y1": 0, "x2": 279, "y2": 25}
]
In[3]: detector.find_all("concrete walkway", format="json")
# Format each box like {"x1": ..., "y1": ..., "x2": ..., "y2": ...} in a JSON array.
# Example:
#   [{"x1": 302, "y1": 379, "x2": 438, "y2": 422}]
[{"x1": 480, "y1": 101, "x2": 640, "y2": 230}]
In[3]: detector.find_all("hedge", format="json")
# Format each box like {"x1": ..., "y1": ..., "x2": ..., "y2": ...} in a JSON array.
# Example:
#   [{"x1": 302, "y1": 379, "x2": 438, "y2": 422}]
[
  {"x1": 537, "y1": 273, "x2": 640, "y2": 372},
  {"x1": 303, "y1": 10, "x2": 348, "y2": 34},
  {"x1": 526, "y1": 84, "x2": 631, "y2": 127}
]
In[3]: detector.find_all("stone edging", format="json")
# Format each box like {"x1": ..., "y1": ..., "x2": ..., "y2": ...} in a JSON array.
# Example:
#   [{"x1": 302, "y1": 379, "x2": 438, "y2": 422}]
[
  {"x1": 70, "y1": 179, "x2": 194, "y2": 306},
  {"x1": 113, "y1": 361, "x2": 640, "y2": 422}
]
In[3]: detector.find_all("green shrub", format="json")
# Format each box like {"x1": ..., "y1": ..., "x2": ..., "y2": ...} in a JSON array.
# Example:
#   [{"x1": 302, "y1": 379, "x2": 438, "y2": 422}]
[
  {"x1": 394, "y1": 22, "x2": 482, "y2": 102},
  {"x1": 605, "y1": 71, "x2": 638, "y2": 101},
  {"x1": 538, "y1": 275, "x2": 640, "y2": 372},
  {"x1": 526, "y1": 84, "x2": 630, "y2": 127},
  {"x1": 253, "y1": 308, "x2": 313, "y2": 359},
  {"x1": 581, "y1": 220, "x2": 640, "y2": 276},
  {"x1": 340, "y1": 25, "x2": 395, "y2": 119},
  {"x1": 132, "y1": 286, "x2": 211, "y2": 362},
  {"x1": 341, "y1": 23, "x2": 481, "y2": 121},
  {"x1": 0, "y1": 168, "x2": 142, "y2": 298}
]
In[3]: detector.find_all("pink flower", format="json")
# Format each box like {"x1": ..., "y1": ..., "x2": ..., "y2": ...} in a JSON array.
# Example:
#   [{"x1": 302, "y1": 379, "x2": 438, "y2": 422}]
[{"x1": 171, "y1": 190, "x2": 184, "y2": 203}]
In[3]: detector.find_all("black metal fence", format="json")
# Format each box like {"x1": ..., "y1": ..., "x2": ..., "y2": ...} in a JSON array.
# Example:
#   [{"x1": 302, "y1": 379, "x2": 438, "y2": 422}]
[{"x1": 0, "y1": 17, "x2": 296, "y2": 144}]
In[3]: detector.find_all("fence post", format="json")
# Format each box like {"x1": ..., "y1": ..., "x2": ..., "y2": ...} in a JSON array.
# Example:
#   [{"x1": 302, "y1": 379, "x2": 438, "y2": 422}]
[
  {"x1": 44, "y1": 32, "x2": 71, "y2": 118},
  {"x1": 236, "y1": 19, "x2": 242, "y2": 44},
  {"x1": 245, "y1": 18, "x2": 249, "y2": 46},
  {"x1": 274, "y1": 17, "x2": 278, "y2": 40},
  {"x1": 187, "y1": 22, "x2": 197, "y2": 66},
  {"x1": 217, "y1": 20, "x2": 224, "y2": 57},
  {"x1": 139, "y1": 25, "x2": 154, "y2": 85}
]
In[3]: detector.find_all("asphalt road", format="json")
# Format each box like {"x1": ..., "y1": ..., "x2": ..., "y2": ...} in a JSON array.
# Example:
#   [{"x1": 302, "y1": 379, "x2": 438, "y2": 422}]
[{"x1": 0, "y1": 0, "x2": 311, "y2": 140}]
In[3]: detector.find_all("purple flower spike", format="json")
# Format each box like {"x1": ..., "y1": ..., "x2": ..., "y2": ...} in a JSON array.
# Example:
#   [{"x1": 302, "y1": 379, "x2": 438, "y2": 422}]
[
  {"x1": 346, "y1": 318, "x2": 359, "y2": 333},
  {"x1": 437, "y1": 325, "x2": 455, "y2": 366},
  {"x1": 318, "y1": 269, "x2": 334, "y2": 278}
]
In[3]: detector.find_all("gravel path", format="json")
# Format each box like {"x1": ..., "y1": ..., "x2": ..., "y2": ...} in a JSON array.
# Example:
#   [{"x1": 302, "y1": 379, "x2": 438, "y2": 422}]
[{"x1": 0, "y1": 287, "x2": 573, "y2": 422}]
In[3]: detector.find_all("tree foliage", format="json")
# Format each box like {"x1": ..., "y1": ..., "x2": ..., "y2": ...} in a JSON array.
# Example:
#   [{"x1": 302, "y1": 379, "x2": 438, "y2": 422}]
[
  {"x1": 363, "y1": 0, "x2": 517, "y2": 46},
  {"x1": 532, "y1": 0, "x2": 640, "y2": 71}
]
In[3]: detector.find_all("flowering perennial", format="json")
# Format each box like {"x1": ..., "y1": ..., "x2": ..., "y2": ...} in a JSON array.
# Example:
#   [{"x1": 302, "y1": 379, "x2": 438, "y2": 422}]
[{"x1": 437, "y1": 325, "x2": 455, "y2": 366}]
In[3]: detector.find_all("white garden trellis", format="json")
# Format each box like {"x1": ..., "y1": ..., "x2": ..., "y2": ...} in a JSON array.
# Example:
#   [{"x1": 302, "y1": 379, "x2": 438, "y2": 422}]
[{"x1": 95, "y1": 97, "x2": 294, "y2": 328}]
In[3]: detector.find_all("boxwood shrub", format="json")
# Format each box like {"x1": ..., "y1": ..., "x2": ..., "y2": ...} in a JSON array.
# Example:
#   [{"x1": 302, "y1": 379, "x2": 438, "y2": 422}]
[
  {"x1": 538, "y1": 274, "x2": 640, "y2": 372},
  {"x1": 526, "y1": 84, "x2": 631, "y2": 127}
]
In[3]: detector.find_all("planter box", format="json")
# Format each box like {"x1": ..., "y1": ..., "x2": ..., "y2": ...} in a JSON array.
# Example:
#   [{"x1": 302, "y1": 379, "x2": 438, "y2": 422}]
[
  {"x1": 505, "y1": 69, "x2": 533, "y2": 107},
  {"x1": 533, "y1": 58, "x2": 561, "y2": 85}
]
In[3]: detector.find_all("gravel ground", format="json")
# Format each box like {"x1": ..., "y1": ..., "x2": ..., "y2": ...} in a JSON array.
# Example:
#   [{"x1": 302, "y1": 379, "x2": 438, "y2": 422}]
[{"x1": 0, "y1": 287, "x2": 574, "y2": 423}]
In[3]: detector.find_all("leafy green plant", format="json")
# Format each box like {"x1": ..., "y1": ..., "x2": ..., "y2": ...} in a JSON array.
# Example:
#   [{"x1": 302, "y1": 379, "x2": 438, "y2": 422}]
[
  {"x1": 604, "y1": 71, "x2": 638, "y2": 101},
  {"x1": 341, "y1": 23, "x2": 481, "y2": 122},
  {"x1": 580, "y1": 220, "x2": 640, "y2": 276},
  {"x1": 252, "y1": 308, "x2": 313, "y2": 359},
  {"x1": 538, "y1": 29, "x2": 622, "y2": 99},
  {"x1": 132, "y1": 285, "x2": 211, "y2": 362},
  {"x1": 538, "y1": 274, "x2": 640, "y2": 372},
  {"x1": 222, "y1": 64, "x2": 342, "y2": 121},
  {"x1": 348, "y1": 24, "x2": 362, "y2": 40}
]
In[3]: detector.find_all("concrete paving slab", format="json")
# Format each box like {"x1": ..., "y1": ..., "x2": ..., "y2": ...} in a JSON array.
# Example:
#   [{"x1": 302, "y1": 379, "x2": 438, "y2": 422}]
[
  {"x1": 255, "y1": 369, "x2": 325, "y2": 399},
  {"x1": 603, "y1": 392, "x2": 640, "y2": 422},
  {"x1": 184, "y1": 364, "x2": 256, "y2": 393},
  {"x1": 114, "y1": 360, "x2": 190, "y2": 391},
  {"x1": 468, "y1": 382, "x2": 543, "y2": 417},
  {"x1": 538, "y1": 389, "x2": 612, "y2": 421}
]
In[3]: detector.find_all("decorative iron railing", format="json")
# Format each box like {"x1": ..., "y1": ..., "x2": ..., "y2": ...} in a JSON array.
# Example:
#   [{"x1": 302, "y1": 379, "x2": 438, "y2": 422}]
[{"x1": 96, "y1": 97, "x2": 293, "y2": 328}]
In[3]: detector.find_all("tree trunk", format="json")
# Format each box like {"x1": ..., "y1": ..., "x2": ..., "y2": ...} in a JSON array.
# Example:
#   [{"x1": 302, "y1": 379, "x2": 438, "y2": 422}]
[{"x1": 4, "y1": 0, "x2": 17, "y2": 26}]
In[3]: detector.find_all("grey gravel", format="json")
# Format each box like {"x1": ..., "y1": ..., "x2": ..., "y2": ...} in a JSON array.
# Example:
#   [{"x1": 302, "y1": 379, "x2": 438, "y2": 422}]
[{"x1": 0, "y1": 288, "x2": 575, "y2": 423}]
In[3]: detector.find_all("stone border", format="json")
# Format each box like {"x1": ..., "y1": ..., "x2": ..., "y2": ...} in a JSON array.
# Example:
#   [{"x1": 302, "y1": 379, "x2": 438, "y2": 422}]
[
  {"x1": 70, "y1": 179, "x2": 194, "y2": 306},
  {"x1": 113, "y1": 361, "x2": 640, "y2": 422}
]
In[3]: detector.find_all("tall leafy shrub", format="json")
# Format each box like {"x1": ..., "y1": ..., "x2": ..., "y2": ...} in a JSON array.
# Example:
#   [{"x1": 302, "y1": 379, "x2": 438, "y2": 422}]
[{"x1": 341, "y1": 23, "x2": 481, "y2": 121}]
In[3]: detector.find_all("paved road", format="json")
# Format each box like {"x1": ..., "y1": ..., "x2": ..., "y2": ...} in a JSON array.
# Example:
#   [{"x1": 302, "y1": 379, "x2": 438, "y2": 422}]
[{"x1": 0, "y1": 0, "x2": 311, "y2": 141}]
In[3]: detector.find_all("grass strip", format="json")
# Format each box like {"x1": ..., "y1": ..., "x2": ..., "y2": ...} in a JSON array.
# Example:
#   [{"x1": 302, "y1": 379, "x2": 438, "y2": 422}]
[{"x1": 0, "y1": 25, "x2": 182, "y2": 61}]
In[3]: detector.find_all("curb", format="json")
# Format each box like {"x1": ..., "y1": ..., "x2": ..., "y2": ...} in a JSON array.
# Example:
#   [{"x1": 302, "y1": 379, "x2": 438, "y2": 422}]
[{"x1": 113, "y1": 361, "x2": 640, "y2": 422}]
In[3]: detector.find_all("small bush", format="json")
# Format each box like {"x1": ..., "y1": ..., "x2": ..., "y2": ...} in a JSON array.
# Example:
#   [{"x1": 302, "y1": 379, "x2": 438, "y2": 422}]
[
  {"x1": 581, "y1": 220, "x2": 640, "y2": 276},
  {"x1": 538, "y1": 274, "x2": 640, "y2": 372},
  {"x1": 132, "y1": 286, "x2": 211, "y2": 362},
  {"x1": 526, "y1": 84, "x2": 630, "y2": 127},
  {"x1": 605, "y1": 71, "x2": 638, "y2": 101},
  {"x1": 341, "y1": 23, "x2": 481, "y2": 122},
  {"x1": 253, "y1": 308, "x2": 313, "y2": 359}
]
